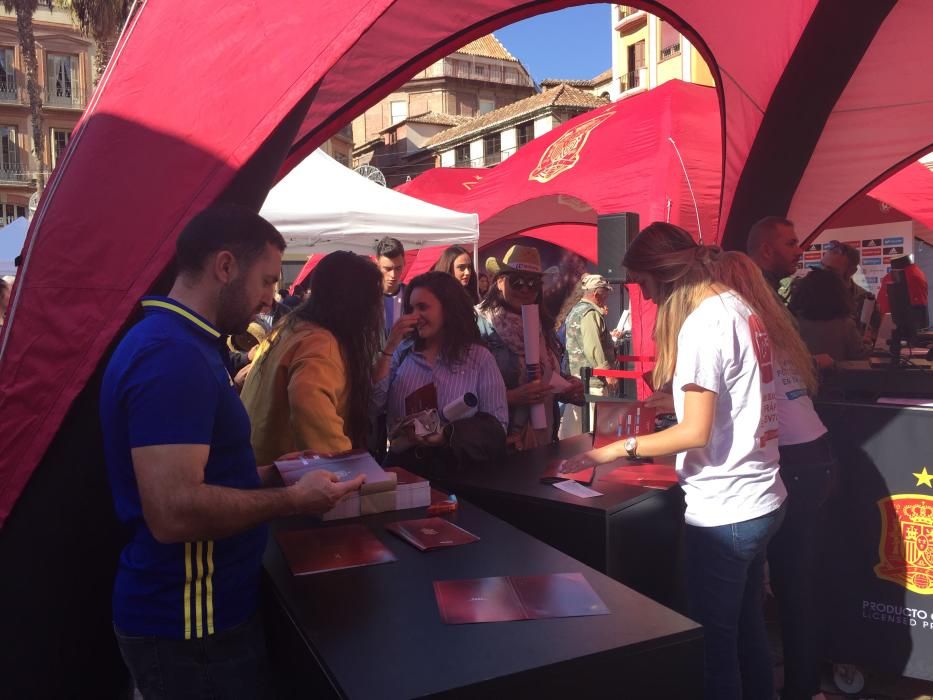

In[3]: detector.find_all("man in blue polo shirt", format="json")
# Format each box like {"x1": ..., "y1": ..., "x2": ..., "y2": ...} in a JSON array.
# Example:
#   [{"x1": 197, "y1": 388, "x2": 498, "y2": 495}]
[{"x1": 100, "y1": 204, "x2": 364, "y2": 698}]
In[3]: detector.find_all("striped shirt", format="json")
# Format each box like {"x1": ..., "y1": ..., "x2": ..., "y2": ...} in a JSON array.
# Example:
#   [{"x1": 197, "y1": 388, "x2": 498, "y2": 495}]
[{"x1": 373, "y1": 341, "x2": 508, "y2": 433}]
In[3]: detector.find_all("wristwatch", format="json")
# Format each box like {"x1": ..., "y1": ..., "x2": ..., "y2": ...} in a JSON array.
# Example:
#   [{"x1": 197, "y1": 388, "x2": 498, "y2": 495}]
[{"x1": 623, "y1": 436, "x2": 638, "y2": 459}]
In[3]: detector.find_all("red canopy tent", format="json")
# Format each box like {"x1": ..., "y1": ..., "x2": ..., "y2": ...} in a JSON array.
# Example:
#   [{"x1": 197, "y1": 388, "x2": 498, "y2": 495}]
[
  {"x1": 866, "y1": 161, "x2": 933, "y2": 234},
  {"x1": 2, "y1": 1, "x2": 932, "y2": 692},
  {"x1": 4, "y1": 0, "x2": 931, "y2": 531}
]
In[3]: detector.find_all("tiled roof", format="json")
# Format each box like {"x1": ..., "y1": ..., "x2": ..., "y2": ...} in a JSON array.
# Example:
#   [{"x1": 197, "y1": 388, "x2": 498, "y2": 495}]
[
  {"x1": 424, "y1": 84, "x2": 608, "y2": 149},
  {"x1": 590, "y1": 68, "x2": 613, "y2": 85},
  {"x1": 540, "y1": 78, "x2": 597, "y2": 89},
  {"x1": 379, "y1": 112, "x2": 471, "y2": 134},
  {"x1": 540, "y1": 68, "x2": 613, "y2": 90},
  {"x1": 455, "y1": 34, "x2": 519, "y2": 62}
]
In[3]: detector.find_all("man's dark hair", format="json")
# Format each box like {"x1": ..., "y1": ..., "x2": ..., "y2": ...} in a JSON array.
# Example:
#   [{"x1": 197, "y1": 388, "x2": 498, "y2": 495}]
[
  {"x1": 175, "y1": 203, "x2": 286, "y2": 275},
  {"x1": 788, "y1": 267, "x2": 853, "y2": 321},
  {"x1": 375, "y1": 236, "x2": 405, "y2": 260},
  {"x1": 747, "y1": 216, "x2": 794, "y2": 257}
]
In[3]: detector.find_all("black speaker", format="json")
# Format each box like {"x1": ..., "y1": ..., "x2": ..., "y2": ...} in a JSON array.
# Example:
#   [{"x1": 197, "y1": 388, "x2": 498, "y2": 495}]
[{"x1": 597, "y1": 212, "x2": 639, "y2": 280}]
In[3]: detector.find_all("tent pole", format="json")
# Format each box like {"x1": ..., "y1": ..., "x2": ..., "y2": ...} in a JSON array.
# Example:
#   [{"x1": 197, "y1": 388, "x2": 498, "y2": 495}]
[{"x1": 473, "y1": 240, "x2": 479, "y2": 278}]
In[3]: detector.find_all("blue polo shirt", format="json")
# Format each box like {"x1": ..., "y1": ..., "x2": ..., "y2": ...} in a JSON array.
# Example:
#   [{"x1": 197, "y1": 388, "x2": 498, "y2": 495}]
[{"x1": 100, "y1": 297, "x2": 267, "y2": 640}]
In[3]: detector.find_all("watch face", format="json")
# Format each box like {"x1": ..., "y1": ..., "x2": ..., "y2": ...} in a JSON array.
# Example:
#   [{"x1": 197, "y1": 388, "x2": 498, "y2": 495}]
[{"x1": 624, "y1": 437, "x2": 637, "y2": 453}]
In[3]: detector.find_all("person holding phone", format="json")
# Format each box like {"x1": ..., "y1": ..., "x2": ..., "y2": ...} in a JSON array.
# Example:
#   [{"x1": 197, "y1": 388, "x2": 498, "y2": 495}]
[{"x1": 562, "y1": 223, "x2": 816, "y2": 700}]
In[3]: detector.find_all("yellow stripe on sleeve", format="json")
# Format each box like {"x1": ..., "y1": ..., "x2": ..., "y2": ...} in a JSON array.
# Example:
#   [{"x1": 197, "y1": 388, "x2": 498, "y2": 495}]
[
  {"x1": 184, "y1": 542, "x2": 192, "y2": 640},
  {"x1": 194, "y1": 541, "x2": 204, "y2": 638},
  {"x1": 206, "y1": 540, "x2": 215, "y2": 635}
]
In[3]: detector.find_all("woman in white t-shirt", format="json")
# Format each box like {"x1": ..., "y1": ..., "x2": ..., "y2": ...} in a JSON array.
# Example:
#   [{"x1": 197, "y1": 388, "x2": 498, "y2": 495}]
[
  {"x1": 562, "y1": 223, "x2": 817, "y2": 700},
  {"x1": 716, "y1": 251, "x2": 836, "y2": 700}
]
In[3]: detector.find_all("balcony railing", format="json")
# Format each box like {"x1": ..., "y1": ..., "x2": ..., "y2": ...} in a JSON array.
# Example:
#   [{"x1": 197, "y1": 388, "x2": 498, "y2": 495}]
[
  {"x1": 443, "y1": 60, "x2": 534, "y2": 87},
  {"x1": 0, "y1": 77, "x2": 18, "y2": 103},
  {"x1": 45, "y1": 85, "x2": 85, "y2": 109},
  {"x1": 615, "y1": 5, "x2": 646, "y2": 29},
  {"x1": 620, "y1": 69, "x2": 641, "y2": 92},
  {"x1": 0, "y1": 164, "x2": 30, "y2": 183},
  {"x1": 660, "y1": 42, "x2": 682, "y2": 60}
]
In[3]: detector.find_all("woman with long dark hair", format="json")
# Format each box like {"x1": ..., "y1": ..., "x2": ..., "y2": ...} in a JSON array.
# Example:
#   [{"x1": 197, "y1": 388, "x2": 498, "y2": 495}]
[
  {"x1": 789, "y1": 267, "x2": 869, "y2": 360},
  {"x1": 562, "y1": 223, "x2": 815, "y2": 700},
  {"x1": 241, "y1": 251, "x2": 383, "y2": 463},
  {"x1": 433, "y1": 245, "x2": 478, "y2": 304},
  {"x1": 477, "y1": 244, "x2": 583, "y2": 450},
  {"x1": 373, "y1": 271, "x2": 507, "y2": 457}
]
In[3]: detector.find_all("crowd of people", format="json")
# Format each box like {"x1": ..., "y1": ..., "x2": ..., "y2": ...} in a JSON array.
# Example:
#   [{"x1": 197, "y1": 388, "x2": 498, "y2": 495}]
[{"x1": 100, "y1": 203, "x2": 865, "y2": 699}]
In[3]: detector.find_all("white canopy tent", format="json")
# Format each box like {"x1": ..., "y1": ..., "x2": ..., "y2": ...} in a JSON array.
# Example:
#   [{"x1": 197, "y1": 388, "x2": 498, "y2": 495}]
[
  {"x1": 0, "y1": 217, "x2": 27, "y2": 277},
  {"x1": 260, "y1": 150, "x2": 478, "y2": 256}
]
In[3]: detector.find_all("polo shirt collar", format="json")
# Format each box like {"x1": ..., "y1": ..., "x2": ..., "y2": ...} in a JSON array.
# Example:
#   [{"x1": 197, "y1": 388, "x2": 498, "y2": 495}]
[{"x1": 140, "y1": 296, "x2": 222, "y2": 340}]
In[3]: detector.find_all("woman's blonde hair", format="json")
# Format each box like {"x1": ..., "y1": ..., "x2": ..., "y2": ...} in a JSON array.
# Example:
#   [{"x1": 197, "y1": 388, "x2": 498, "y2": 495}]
[
  {"x1": 713, "y1": 251, "x2": 817, "y2": 393},
  {"x1": 623, "y1": 223, "x2": 817, "y2": 394}
]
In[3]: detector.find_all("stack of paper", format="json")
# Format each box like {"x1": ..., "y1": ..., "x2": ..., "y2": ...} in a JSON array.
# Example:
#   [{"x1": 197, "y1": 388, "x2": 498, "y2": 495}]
[{"x1": 386, "y1": 467, "x2": 432, "y2": 510}]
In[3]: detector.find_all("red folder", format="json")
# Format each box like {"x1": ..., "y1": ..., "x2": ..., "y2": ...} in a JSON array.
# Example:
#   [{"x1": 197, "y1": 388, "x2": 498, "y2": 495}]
[
  {"x1": 404, "y1": 382, "x2": 438, "y2": 415},
  {"x1": 275, "y1": 524, "x2": 396, "y2": 576},
  {"x1": 434, "y1": 572, "x2": 609, "y2": 624},
  {"x1": 385, "y1": 517, "x2": 479, "y2": 551},
  {"x1": 540, "y1": 459, "x2": 596, "y2": 485},
  {"x1": 600, "y1": 461, "x2": 679, "y2": 489}
]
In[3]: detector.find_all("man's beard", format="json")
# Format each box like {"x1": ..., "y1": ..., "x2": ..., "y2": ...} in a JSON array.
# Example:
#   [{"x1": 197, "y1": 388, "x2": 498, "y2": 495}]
[{"x1": 216, "y1": 276, "x2": 255, "y2": 336}]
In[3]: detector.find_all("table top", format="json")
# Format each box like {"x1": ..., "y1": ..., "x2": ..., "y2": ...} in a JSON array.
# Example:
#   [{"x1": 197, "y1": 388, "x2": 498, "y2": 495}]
[
  {"x1": 435, "y1": 434, "x2": 679, "y2": 518},
  {"x1": 264, "y1": 499, "x2": 701, "y2": 699}
]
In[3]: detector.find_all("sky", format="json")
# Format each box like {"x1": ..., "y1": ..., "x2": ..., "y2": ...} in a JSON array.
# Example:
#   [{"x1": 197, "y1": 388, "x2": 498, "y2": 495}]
[{"x1": 494, "y1": 4, "x2": 612, "y2": 84}]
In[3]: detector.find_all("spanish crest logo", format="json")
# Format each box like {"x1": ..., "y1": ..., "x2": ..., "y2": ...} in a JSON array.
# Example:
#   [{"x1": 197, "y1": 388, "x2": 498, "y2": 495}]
[
  {"x1": 528, "y1": 111, "x2": 614, "y2": 184},
  {"x1": 875, "y1": 494, "x2": 933, "y2": 595}
]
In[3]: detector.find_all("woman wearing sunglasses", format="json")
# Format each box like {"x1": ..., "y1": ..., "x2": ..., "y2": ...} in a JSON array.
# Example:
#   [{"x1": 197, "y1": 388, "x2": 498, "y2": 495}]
[{"x1": 477, "y1": 244, "x2": 583, "y2": 450}]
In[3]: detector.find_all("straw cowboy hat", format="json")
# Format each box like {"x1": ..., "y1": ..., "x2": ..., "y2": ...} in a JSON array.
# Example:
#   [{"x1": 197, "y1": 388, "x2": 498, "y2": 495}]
[{"x1": 485, "y1": 244, "x2": 544, "y2": 277}]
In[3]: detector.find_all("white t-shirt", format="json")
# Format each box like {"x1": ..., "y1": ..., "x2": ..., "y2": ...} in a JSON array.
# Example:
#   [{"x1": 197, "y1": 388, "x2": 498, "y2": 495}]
[
  {"x1": 673, "y1": 292, "x2": 786, "y2": 527},
  {"x1": 773, "y1": 353, "x2": 827, "y2": 447}
]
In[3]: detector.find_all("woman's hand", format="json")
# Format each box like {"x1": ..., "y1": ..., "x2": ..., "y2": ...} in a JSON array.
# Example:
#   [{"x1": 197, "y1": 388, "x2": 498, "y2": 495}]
[
  {"x1": 507, "y1": 379, "x2": 553, "y2": 406},
  {"x1": 558, "y1": 445, "x2": 619, "y2": 473},
  {"x1": 558, "y1": 376, "x2": 585, "y2": 403},
  {"x1": 384, "y1": 313, "x2": 419, "y2": 355}
]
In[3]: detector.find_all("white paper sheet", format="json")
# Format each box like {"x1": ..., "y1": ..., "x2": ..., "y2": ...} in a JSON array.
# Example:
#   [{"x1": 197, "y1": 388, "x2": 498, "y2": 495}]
[{"x1": 553, "y1": 480, "x2": 604, "y2": 498}]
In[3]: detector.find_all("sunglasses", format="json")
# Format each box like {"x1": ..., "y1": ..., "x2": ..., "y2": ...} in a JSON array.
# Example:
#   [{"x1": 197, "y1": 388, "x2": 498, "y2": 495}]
[{"x1": 507, "y1": 275, "x2": 540, "y2": 291}]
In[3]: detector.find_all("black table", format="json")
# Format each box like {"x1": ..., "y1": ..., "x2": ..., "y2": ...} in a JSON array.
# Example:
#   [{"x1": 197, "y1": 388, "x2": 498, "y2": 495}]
[
  {"x1": 430, "y1": 434, "x2": 685, "y2": 606},
  {"x1": 262, "y1": 500, "x2": 702, "y2": 699}
]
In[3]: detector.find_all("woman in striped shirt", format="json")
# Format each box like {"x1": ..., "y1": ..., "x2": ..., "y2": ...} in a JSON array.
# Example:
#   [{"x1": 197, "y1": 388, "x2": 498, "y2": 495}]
[{"x1": 372, "y1": 272, "x2": 508, "y2": 459}]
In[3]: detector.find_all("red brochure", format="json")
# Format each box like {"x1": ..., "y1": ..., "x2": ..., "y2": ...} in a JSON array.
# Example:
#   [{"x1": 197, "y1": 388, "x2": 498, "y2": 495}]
[
  {"x1": 592, "y1": 401, "x2": 656, "y2": 449},
  {"x1": 434, "y1": 572, "x2": 609, "y2": 625},
  {"x1": 600, "y1": 461, "x2": 679, "y2": 490},
  {"x1": 385, "y1": 517, "x2": 479, "y2": 551},
  {"x1": 540, "y1": 459, "x2": 596, "y2": 485},
  {"x1": 404, "y1": 382, "x2": 438, "y2": 415},
  {"x1": 275, "y1": 524, "x2": 396, "y2": 576}
]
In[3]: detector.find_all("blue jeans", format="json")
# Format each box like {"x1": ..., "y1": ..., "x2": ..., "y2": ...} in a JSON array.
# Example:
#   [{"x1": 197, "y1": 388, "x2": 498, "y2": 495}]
[
  {"x1": 685, "y1": 505, "x2": 786, "y2": 700},
  {"x1": 114, "y1": 613, "x2": 271, "y2": 699},
  {"x1": 769, "y1": 435, "x2": 838, "y2": 699}
]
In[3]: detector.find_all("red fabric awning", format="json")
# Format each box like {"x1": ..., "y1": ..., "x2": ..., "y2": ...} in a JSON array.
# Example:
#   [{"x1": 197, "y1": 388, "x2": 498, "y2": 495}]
[{"x1": 4, "y1": 0, "x2": 933, "y2": 525}]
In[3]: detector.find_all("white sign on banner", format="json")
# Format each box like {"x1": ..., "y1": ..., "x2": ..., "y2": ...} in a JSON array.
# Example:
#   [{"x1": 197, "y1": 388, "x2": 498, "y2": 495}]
[{"x1": 801, "y1": 222, "x2": 913, "y2": 295}]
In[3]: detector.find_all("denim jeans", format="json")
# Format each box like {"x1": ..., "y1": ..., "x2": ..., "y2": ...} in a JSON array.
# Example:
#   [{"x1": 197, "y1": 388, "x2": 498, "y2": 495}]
[
  {"x1": 769, "y1": 434, "x2": 838, "y2": 699},
  {"x1": 114, "y1": 612, "x2": 272, "y2": 699},
  {"x1": 685, "y1": 504, "x2": 786, "y2": 700}
]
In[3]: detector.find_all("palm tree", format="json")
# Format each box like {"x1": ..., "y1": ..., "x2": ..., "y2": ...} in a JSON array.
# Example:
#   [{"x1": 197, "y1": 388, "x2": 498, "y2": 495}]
[
  {"x1": 59, "y1": 0, "x2": 130, "y2": 84},
  {"x1": 1, "y1": 0, "x2": 43, "y2": 190}
]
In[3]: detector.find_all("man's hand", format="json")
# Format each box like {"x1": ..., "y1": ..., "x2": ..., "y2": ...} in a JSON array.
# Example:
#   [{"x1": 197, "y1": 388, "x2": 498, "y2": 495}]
[
  {"x1": 385, "y1": 313, "x2": 419, "y2": 354},
  {"x1": 290, "y1": 470, "x2": 365, "y2": 515},
  {"x1": 507, "y1": 379, "x2": 553, "y2": 406},
  {"x1": 645, "y1": 390, "x2": 675, "y2": 413}
]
